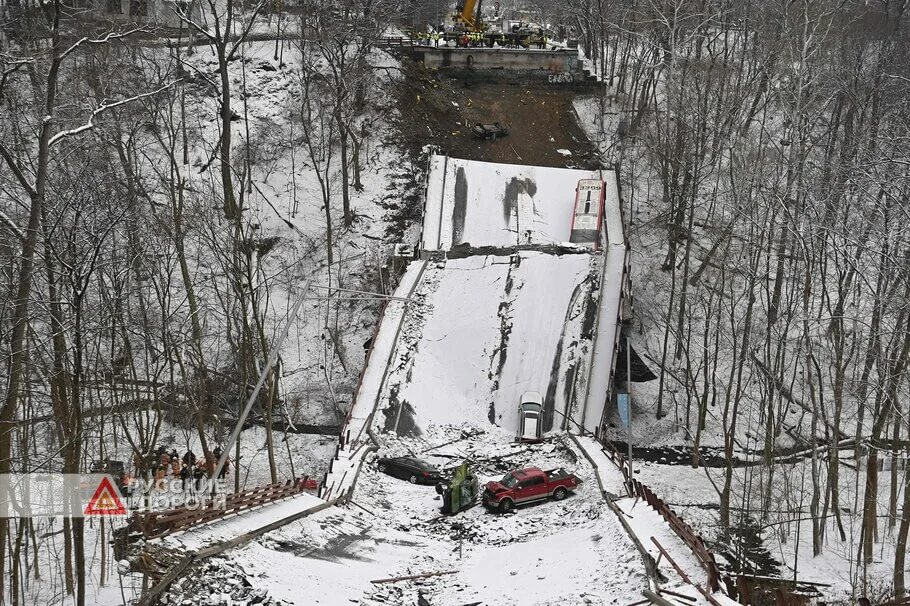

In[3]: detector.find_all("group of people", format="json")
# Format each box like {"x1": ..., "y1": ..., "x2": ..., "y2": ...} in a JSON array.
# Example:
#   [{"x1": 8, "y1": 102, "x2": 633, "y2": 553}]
[
  {"x1": 413, "y1": 27, "x2": 552, "y2": 50},
  {"x1": 135, "y1": 445, "x2": 231, "y2": 490}
]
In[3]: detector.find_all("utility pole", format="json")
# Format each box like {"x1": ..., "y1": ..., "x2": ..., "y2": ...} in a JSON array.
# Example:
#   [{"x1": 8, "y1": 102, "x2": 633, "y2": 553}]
[{"x1": 211, "y1": 293, "x2": 307, "y2": 487}]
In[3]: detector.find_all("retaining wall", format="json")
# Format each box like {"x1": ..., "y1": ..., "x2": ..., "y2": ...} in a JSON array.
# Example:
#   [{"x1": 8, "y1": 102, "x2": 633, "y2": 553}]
[{"x1": 412, "y1": 47, "x2": 596, "y2": 86}]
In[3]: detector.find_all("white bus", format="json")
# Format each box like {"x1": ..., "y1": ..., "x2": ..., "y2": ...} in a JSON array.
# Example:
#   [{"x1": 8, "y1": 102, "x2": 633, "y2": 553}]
[{"x1": 570, "y1": 179, "x2": 605, "y2": 248}]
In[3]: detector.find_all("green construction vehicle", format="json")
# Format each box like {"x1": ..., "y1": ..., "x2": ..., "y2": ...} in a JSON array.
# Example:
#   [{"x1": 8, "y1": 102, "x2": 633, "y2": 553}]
[{"x1": 435, "y1": 462, "x2": 479, "y2": 515}]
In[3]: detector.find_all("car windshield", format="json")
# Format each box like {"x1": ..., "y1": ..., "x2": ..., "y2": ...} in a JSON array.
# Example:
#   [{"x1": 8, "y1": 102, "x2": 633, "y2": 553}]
[{"x1": 500, "y1": 473, "x2": 518, "y2": 488}]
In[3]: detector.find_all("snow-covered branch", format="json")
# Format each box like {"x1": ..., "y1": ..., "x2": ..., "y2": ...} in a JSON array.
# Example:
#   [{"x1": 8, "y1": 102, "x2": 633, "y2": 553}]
[
  {"x1": 48, "y1": 80, "x2": 181, "y2": 148},
  {"x1": 0, "y1": 208, "x2": 26, "y2": 242},
  {"x1": 170, "y1": 4, "x2": 218, "y2": 42},
  {"x1": 59, "y1": 28, "x2": 146, "y2": 61},
  {"x1": 0, "y1": 58, "x2": 33, "y2": 99}
]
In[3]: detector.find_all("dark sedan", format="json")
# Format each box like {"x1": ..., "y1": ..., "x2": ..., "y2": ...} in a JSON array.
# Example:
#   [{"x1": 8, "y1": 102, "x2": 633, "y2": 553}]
[{"x1": 376, "y1": 456, "x2": 444, "y2": 485}]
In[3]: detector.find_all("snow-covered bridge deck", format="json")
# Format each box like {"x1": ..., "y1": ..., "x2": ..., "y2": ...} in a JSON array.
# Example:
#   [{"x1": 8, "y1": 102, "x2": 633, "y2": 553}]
[{"x1": 421, "y1": 155, "x2": 607, "y2": 251}]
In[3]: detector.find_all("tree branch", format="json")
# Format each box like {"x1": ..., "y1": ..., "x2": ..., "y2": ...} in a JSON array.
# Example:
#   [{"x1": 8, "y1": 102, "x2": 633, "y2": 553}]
[
  {"x1": 59, "y1": 27, "x2": 146, "y2": 60},
  {"x1": 227, "y1": 0, "x2": 268, "y2": 61},
  {"x1": 0, "y1": 141, "x2": 37, "y2": 198},
  {"x1": 171, "y1": 4, "x2": 218, "y2": 42},
  {"x1": 0, "y1": 208, "x2": 26, "y2": 242},
  {"x1": 48, "y1": 80, "x2": 182, "y2": 148}
]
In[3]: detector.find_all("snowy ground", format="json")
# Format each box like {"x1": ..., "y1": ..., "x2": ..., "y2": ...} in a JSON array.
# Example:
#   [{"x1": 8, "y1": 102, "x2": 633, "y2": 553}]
[{"x1": 234, "y1": 428, "x2": 649, "y2": 606}]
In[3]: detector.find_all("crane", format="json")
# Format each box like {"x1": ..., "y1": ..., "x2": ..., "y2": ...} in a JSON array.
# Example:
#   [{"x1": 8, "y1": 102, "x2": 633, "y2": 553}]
[{"x1": 454, "y1": 0, "x2": 484, "y2": 31}]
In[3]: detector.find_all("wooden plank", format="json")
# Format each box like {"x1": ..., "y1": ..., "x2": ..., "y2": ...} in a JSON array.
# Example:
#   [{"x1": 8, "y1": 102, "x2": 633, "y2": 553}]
[
  {"x1": 650, "y1": 536, "x2": 693, "y2": 584},
  {"x1": 659, "y1": 588, "x2": 697, "y2": 602},
  {"x1": 642, "y1": 589, "x2": 677, "y2": 606},
  {"x1": 370, "y1": 570, "x2": 457, "y2": 584}
]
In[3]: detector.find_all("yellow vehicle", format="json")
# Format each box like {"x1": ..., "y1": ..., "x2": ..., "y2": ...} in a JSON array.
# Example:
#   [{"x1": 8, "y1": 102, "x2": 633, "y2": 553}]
[{"x1": 454, "y1": 0, "x2": 484, "y2": 32}]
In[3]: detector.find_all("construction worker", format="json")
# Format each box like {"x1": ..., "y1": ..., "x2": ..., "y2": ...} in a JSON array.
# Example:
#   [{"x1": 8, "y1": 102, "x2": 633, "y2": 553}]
[
  {"x1": 170, "y1": 448, "x2": 180, "y2": 475},
  {"x1": 213, "y1": 445, "x2": 230, "y2": 479}
]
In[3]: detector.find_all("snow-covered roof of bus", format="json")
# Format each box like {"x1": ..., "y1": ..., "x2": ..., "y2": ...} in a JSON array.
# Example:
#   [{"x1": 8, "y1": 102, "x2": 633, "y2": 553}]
[{"x1": 421, "y1": 155, "x2": 620, "y2": 251}]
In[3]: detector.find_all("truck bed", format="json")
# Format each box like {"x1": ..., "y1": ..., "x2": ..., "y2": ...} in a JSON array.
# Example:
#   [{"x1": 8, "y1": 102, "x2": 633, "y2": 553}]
[{"x1": 545, "y1": 468, "x2": 571, "y2": 481}]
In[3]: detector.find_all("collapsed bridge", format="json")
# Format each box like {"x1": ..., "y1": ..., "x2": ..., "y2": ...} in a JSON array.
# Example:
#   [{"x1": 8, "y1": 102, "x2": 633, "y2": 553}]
[{"x1": 324, "y1": 154, "x2": 630, "y2": 500}]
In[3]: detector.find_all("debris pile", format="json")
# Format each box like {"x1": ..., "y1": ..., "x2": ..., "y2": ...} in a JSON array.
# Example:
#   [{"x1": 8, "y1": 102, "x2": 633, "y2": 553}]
[{"x1": 160, "y1": 559, "x2": 286, "y2": 606}]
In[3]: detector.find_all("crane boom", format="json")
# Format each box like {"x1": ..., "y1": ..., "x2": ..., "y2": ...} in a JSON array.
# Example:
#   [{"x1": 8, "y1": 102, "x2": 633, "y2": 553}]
[{"x1": 455, "y1": 0, "x2": 483, "y2": 31}]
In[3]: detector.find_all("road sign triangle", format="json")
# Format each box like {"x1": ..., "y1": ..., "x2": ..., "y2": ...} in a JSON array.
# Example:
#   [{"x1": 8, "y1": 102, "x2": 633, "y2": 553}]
[{"x1": 84, "y1": 476, "x2": 127, "y2": 516}]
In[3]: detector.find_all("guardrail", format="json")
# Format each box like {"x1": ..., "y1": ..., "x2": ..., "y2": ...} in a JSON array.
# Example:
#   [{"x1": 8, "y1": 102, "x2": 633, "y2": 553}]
[
  {"x1": 379, "y1": 36, "x2": 416, "y2": 49},
  {"x1": 600, "y1": 440, "x2": 724, "y2": 595},
  {"x1": 628, "y1": 478, "x2": 722, "y2": 593},
  {"x1": 132, "y1": 477, "x2": 314, "y2": 539}
]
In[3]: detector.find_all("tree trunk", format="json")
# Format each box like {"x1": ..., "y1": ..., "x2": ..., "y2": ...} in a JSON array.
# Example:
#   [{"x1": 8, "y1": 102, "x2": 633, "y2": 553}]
[
  {"x1": 895, "y1": 444, "x2": 909, "y2": 597},
  {"x1": 0, "y1": 5, "x2": 63, "y2": 584}
]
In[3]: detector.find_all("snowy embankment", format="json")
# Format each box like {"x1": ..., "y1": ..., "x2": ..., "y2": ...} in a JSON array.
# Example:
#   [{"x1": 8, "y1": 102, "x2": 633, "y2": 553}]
[
  {"x1": 573, "y1": 93, "x2": 902, "y2": 603},
  {"x1": 81, "y1": 36, "x2": 421, "y2": 606}
]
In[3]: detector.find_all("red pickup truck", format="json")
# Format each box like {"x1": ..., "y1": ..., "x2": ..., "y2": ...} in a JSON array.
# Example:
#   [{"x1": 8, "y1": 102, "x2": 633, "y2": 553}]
[{"x1": 482, "y1": 466, "x2": 582, "y2": 513}]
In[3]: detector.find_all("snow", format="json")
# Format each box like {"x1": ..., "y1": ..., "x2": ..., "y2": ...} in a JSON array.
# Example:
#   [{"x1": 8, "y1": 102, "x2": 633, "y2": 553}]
[
  {"x1": 577, "y1": 170, "x2": 627, "y2": 434},
  {"x1": 388, "y1": 255, "x2": 510, "y2": 428},
  {"x1": 573, "y1": 435, "x2": 628, "y2": 493},
  {"x1": 223, "y1": 506, "x2": 444, "y2": 605},
  {"x1": 618, "y1": 498, "x2": 710, "y2": 589},
  {"x1": 230, "y1": 430, "x2": 650, "y2": 606},
  {"x1": 456, "y1": 524, "x2": 637, "y2": 605},
  {"x1": 379, "y1": 251, "x2": 596, "y2": 435},
  {"x1": 492, "y1": 253, "x2": 593, "y2": 432},
  {"x1": 206, "y1": 152, "x2": 665, "y2": 605},
  {"x1": 162, "y1": 491, "x2": 326, "y2": 551},
  {"x1": 572, "y1": 436, "x2": 730, "y2": 606},
  {"x1": 420, "y1": 155, "x2": 601, "y2": 251},
  {"x1": 17, "y1": 35, "x2": 425, "y2": 606}
]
